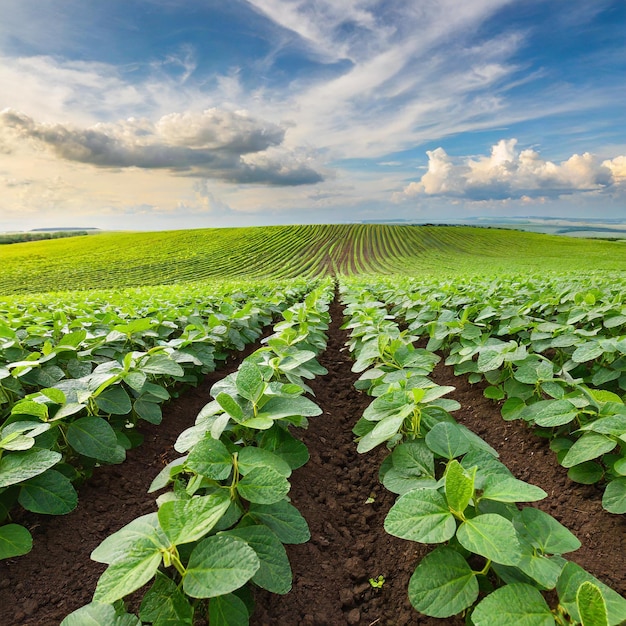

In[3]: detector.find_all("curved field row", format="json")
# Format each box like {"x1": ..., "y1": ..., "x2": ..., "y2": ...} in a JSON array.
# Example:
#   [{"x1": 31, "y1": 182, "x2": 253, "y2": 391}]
[{"x1": 1, "y1": 224, "x2": 625, "y2": 294}]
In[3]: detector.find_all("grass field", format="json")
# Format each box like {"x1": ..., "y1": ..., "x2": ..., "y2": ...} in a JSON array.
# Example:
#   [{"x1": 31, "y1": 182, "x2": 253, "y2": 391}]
[{"x1": 1, "y1": 224, "x2": 625, "y2": 295}]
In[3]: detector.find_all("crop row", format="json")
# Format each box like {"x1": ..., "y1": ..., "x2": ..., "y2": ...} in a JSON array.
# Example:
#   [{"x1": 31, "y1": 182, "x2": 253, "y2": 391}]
[
  {"x1": 338, "y1": 279, "x2": 626, "y2": 625},
  {"x1": 0, "y1": 279, "x2": 316, "y2": 561},
  {"x1": 4, "y1": 225, "x2": 626, "y2": 295},
  {"x1": 364, "y1": 273, "x2": 626, "y2": 516},
  {"x1": 60, "y1": 280, "x2": 334, "y2": 625}
]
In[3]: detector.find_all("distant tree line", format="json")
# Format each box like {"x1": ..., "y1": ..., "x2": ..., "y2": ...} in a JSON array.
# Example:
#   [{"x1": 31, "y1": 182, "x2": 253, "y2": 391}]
[{"x1": 0, "y1": 230, "x2": 91, "y2": 245}]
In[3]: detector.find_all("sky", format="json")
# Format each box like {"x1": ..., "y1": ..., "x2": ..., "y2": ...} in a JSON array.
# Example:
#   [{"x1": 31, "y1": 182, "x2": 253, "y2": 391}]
[{"x1": 0, "y1": 0, "x2": 625, "y2": 231}]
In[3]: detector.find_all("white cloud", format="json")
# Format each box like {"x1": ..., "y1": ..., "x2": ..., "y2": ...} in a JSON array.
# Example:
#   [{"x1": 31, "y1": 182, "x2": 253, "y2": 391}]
[
  {"x1": 0, "y1": 108, "x2": 323, "y2": 185},
  {"x1": 396, "y1": 139, "x2": 625, "y2": 202}
]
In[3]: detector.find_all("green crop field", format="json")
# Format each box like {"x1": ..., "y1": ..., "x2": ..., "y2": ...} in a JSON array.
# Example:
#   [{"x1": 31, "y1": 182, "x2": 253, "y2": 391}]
[{"x1": 2, "y1": 224, "x2": 625, "y2": 295}]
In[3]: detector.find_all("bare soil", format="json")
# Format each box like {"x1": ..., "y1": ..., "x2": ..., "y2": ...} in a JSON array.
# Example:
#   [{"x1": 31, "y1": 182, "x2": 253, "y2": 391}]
[{"x1": 0, "y1": 296, "x2": 623, "y2": 626}]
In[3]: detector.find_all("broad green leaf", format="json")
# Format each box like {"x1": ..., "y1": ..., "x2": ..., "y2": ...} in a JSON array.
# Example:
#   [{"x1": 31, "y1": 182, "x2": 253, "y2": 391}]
[
  {"x1": 148, "y1": 457, "x2": 187, "y2": 493},
  {"x1": 235, "y1": 361, "x2": 265, "y2": 403},
  {"x1": 183, "y1": 535, "x2": 259, "y2": 598},
  {"x1": 573, "y1": 342, "x2": 604, "y2": 363},
  {"x1": 141, "y1": 354, "x2": 184, "y2": 376},
  {"x1": 391, "y1": 440, "x2": 435, "y2": 477},
  {"x1": 384, "y1": 489, "x2": 456, "y2": 544},
  {"x1": 139, "y1": 571, "x2": 194, "y2": 626},
  {"x1": 0, "y1": 448, "x2": 61, "y2": 488},
  {"x1": 237, "y1": 446, "x2": 291, "y2": 478},
  {"x1": 357, "y1": 413, "x2": 407, "y2": 453},
  {"x1": 158, "y1": 492, "x2": 231, "y2": 545},
  {"x1": 61, "y1": 603, "x2": 141, "y2": 626},
  {"x1": 471, "y1": 583, "x2": 555, "y2": 626},
  {"x1": 0, "y1": 523, "x2": 32, "y2": 559},
  {"x1": 568, "y1": 462, "x2": 604, "y2": 484},
  {"x1": 602, "y1": 478, "x2": 626, "y2": 514},
  {"x1": 247, "y1": 501, "x2": 310, "y2": 544},
  {"x1": 236, "y1": 466, "x2": 290, "y2": 504},
  {"x1": 408, "y1": 546, "x2": 478, "y2": 617},
  {"x1": 134, "y1": 399, "x2": 162, "y2": 424},
  {"x1": 577, "y1": 581, "x2": 609, "y2": 626},
  {"x1": 522, "y1": 400, "x2": 578, "y2": 428},
  {"x1": 94, "y1": 543, "x2": 164, "y2": 603},
  {"x1": 91, "y1": 513, "x2": 168, "y2": 565},
  {"x1": 66, "y1": 416, "x2": 126, "y2": 464},
  {"x1": 185, "y1": 438, "x2": 233, "y2": 480},
  {"x1": 209, "y1": 593, "x2": 249, "y2": 626},
  {"x1": 517, "y1": 549, "x2": 564, "y2": 589},
  {"x1": 216, "y1": 393, "x2": 244, "y2": 422},
  {"x1": 425, "y1": 421, "x2": 470, "y2": 460},
  {"x1": 561, "y1": 433, "x2": 616, "y2": 468},
  {"x1": 18, "y1": 469, "x2": 78, "y2": 514},
  {"x1": 516, "y1": 508, "x2": 581, "y2": 555},
  {"x1": 225, "y1": 525, "x2": 292, "y2": 594},
  {"x1": 95, "y1": 386, "x2": 132, "y2": 415},
  {"x1": 457, "y1": 514, "x2": 522, "y2": 566},
  {"x1": 557, "y1": 562, "x2": 626, "y2": 625},
  {"x1": 382, "y1": 469, "x2": 439, "y2": 495},
  {"x1": 445, "y1": 460, "x2": 475, "y2": 514},
  {"x1": 256, "y1": 395, "x2": 322, "y2": 420},
  {"x1": 258, "y1": 427, "x2": 309, "y2": 470},
  {"x1": 481, "y1": 476, "x2": 547, "y2": 503},
  {"x1": 478, "y1": 350, "x2": 505, "y2": 372}
]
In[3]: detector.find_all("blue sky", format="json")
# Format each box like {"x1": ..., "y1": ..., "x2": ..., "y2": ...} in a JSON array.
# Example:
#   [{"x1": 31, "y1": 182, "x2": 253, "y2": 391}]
[{"x1": 0, "y1": 0, "x2": 624, "y2": 231}]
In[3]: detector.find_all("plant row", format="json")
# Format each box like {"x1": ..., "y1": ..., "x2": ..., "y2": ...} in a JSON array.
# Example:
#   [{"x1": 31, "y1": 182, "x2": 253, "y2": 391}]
[
  {"x1": 361, "y1": 274, "x2": 626, "y2": 515},
  {"x1": 0, "y1": 279, "x2": 313, "y2": 560},
  {"x1": 60, "y1": 280, "x2": 334, "y2": 625},
  {"x1": 339, "y1": 279, "x2": 626, "y2": 625}
]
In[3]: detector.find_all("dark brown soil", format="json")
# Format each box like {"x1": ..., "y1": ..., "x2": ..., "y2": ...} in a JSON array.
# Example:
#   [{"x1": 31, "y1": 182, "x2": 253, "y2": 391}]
[{"x1": 0, "y1": 296, "x2": 624, "y2": 626}]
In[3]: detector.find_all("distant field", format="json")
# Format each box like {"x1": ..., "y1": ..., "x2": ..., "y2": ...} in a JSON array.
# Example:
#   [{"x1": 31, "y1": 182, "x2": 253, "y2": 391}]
[{"x1": 2, "y1": 224, "x2": 626, "y2": 294}]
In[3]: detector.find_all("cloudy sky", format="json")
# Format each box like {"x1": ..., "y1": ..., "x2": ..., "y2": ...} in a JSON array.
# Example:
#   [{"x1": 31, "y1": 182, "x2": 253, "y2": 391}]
[{"x1": 1, "y1": 0, "x2": 624, "y2": 231}]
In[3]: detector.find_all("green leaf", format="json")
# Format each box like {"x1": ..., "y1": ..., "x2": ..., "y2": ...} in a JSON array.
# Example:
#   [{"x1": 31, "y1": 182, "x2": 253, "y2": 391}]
[
  {"x1": 66, "y1": 416, "x2": 126, "y2": 463},
  {"x1": 256, "y1": 395, "x2": 322, "y2": 420},
  {"x1": 237, "y1": 446, "x2": 292, "y2": 478},
  {"x1": 557, "y1": 562, "x2": 626, "y2": 626},
  {"x1": 408, "y1": 546, "x2": 478, "y2": 617},
  {"x1": 478, "y1": 350, "x2": 505, "y2": 372},
  {"x1": 258, "y1": 427, "x2": 309, "y2": 470},
  {"x1": 573, "y1": 342, "x2": 604, "y2": 363},
  {"x1": 94, "y1": 542, "x2": 164, "y2": 603},
  {"x1": 0, "y1": 523, "x2": 32, "y2": 559},
  {"x1": 91, "y1": 513, "x2": 168, "y2": 565},
  {"x1": 139, "y1": 571, "x2": 194, "y2": 626},
  {"x1": 522, "y1": 399, "x2": 579, "y2": 428},
  {"x1": 247, "y1": 501, "x2": 310, "y2": 544},
  {"x1": 471, "y1": 583, "x2": 555, "y2": 626},
  {"x1": 445, "y1": 460, "x2": 475, "y2": 514},
  {"x1": 384, "y1": 489, "x2": 456, "y2": 544},
  {"x1": 235, "y1": 361, "x2": 265, "y2": 403},
  {"x1": 225, "y1": 525, "x2": 292, "y2": 594},
  {"x1": 484, "y1": 386, "x2": 505, "y2": 400},
  {"x1": 391, "y1": 440, "x2": 435, "y2": 477},
  {"x1": 516, "y1": 508, "x2": 581, "y2": 555},
  {"x1": 209, "y1": 593, "x2": 250, "y2": 626},
  {"x1": 18, "y1": 469, "x2": 78, "y2": 514},
  {"x1": 134, "y1": 399, "x2": 162, "y2": 425},
  {"x1": 185, "y1": 437, "x2": 233, "y2": 480},
  {"x1": 183, "y1": 535, "x2": 259, "y2": 598},
  {"x1": 457, "y1": 514, "x2": 522, "y2": 566},
  {"x1": 602, "y1": 477, "x2": 626, "y2": 514},
  {"x1": 425, "y1": 421, "x2": 470, "y2": 459},
  {"x1": 236, "y1": 466, "x2": 290, "y2": 505},
  {"x1": 141, "y1": 354, "x2": 184, "y2": 376},
  {"x1": 568, "y1": 462, "x2": 604, "y2": 484},
  {"x1": 577, "y1": 581, "x2": 609, "y2": 626},
  {"x1": 561, "y1": 433, "x2": 616, "y2": 468},
  {"x1": 61, "y1": 603, "x2": 142, "y2": 626},
  {"x1": 356, "y1": 413, "x2": 408, "y2": 453},
  {"x1": 481, "y1": 476, "x2": 547, "y2": 503},
  {"x1": 158, "y1": 492, "x2": 231, "y2": 545},
  {"x1": 95, "y1": 386, "x2": 132, "y2": 415},
  {"x1": 216, "y1": 392, "x2": 244, "y2": 422},
  {"x1": 0, "y1": 448, "x2": 61, "y2": 488}
]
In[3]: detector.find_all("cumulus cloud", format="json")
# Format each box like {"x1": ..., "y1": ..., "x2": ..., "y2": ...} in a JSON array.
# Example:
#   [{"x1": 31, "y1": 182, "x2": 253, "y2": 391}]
[
  {"x1": 396, "y1": 139, "x2": 625, "y2": 202},
  {"x1": 0, "y1": 108, "x2": 323, "y2": 185}
]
